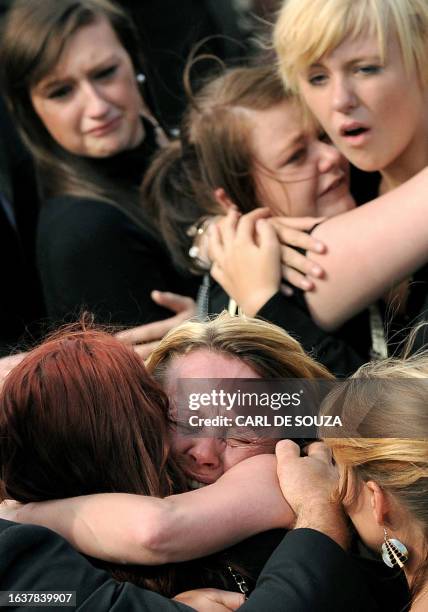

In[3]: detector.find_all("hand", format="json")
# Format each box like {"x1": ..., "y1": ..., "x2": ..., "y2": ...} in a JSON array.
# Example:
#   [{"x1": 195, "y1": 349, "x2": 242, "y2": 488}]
[
  {"x1": 209, "y1": 208, "x2": 281, "y2": 317},
  {"x1": 116, "y1": 292, "x2": 196, "y2": 358},
  {"x1": 269, "y1": 216, "x2": 327, "y2": 291},
  {"x1": 0, "y1": 352, "x2": 27, "y2": 388},
  {"x1": 275, "y1": 440, "x2": 349, "y2": 549},
  {"x1": 173, "y1": 588, "x2": 245, "y2": 611},
  {"x1": 0, "y1": 500, "x2": 22, "y2": 522}
]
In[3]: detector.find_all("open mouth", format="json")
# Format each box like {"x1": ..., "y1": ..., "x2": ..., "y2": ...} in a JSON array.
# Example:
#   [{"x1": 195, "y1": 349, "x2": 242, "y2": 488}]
[{"x1": 341, "y1": 124, "x2": 370, "y2": 138}]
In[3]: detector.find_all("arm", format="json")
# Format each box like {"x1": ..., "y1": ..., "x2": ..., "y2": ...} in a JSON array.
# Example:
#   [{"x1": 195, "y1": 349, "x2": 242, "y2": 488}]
[
  {"x1": 304, "y1": 167, "x2": 428, "y2": 330},
  {"x1": 12, "y1": 455, "x2": 293, "y2": 565}
]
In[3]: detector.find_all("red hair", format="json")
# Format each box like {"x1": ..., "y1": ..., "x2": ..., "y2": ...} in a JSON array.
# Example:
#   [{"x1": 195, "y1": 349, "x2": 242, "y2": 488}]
[{"x1": 0, "y1": 325, "x2": 186, "y2": 502}]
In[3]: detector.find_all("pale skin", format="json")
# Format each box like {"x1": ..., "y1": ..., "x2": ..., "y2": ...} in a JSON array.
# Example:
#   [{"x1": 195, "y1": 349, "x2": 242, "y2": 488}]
[
  {"x1": 0, "y1": 454, "x2": 293, "y2": 565},
  {"x1": 207, "y1": 92, "x2": 428, "y2": 328},
  {"x1": 275, "y1": 440, "x2": 428, "y2": 611}
]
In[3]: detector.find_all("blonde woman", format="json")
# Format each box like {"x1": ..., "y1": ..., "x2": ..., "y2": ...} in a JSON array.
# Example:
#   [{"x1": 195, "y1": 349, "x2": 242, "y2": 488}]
[
  {"x1": 274, "y1": 0, "x2": 428, "y2": 330},
  {"x1": 277, "y1": 352, "x2": 428, "y2": 610}
]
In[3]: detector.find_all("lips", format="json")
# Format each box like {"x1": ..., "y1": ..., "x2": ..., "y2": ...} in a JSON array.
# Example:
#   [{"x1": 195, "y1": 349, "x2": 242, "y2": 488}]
[
  {"x1": 87, "y1": 116, "x2": 122, "y2": 136},
  {"x1": 340, "y1": 121, "x2": 370, "y2": 137}
]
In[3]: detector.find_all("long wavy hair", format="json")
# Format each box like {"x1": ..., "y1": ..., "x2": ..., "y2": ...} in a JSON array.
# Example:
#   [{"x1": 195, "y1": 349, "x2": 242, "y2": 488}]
[
  {"x1": 0, "y1": 0, "x2": 150, "y2": 228},
  {"x1": 0, "y1": 324, "x2": 187, "y2": 594}
]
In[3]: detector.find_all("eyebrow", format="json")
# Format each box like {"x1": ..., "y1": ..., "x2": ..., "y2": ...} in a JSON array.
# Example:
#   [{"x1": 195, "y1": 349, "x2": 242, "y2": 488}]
[
  {"x1": 309, "y1": 54, "x2": 382, "y2": 69},
  {"x1": 36, "y1": 54, "x2": 120, "y2": 93}
]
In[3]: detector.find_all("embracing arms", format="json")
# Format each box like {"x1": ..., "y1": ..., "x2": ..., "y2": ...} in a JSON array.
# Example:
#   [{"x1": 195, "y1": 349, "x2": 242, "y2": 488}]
[{"x1": 6, "y1": 454, "x2": 293, "y2": 565}]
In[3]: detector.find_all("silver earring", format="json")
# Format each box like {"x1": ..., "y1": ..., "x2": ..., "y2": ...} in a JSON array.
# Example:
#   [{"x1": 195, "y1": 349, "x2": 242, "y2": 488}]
[
  {"x1": 381, "y1": 528, "x2": 408, "y2": 568},
  {"x1": 136, "y1": 73, "x2": 146, "y2": 84}
]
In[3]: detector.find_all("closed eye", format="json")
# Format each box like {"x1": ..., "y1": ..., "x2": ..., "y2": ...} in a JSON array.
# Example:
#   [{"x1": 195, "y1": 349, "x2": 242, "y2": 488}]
[
  {"x1": 94, "y1": 65, "x2": 118, "y2": 80},
  {"x1": 284, "y1": 147, "x2": 306, "y2": 165},
  {"x1": 47, "y1": 84, "x2": 73, "y2": 100}
]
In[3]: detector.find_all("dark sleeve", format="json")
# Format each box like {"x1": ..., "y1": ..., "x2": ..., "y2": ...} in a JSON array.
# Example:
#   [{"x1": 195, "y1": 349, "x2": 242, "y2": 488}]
[
  {"x1": 0, "y1": 520, "x2": 192, "y2": 612},
  {"x1": 37, "y1": 197, "x2": 197, "y2": 327},
  {"x1": 257, "y1": 292, "x2": 366, "y2": 377},
  {"x1": 241, "y1": 529, "x2": 379, "y2": 612}
]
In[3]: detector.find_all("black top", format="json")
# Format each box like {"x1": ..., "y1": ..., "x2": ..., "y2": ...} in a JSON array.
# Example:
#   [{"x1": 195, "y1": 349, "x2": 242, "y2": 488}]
[
  {"x1": 0, "y1": 520, "x2": 409, "y2": 611},
  {"x1": 205, "y1": 167, "x2": 428, "y2": 376},
  {"x1": 0, "y1": 97, "x2": 46, "y2": 355},
  {"x1": 37, "y1": 130, "x2": 198, "y2": 327}
]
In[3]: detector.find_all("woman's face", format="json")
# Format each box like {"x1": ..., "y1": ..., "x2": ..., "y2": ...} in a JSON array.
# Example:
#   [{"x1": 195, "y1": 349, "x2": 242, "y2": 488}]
[
  {"x1": 30, "y1": 16, "x2": 144, "y2": 158},
  {"x1": 296, "y1": 31, "x2": 428, "y2": 178},
  {"x1": 249, "y1": 100, "x2": 355, "y2": 218},
  {"x1": 165, "y1": 349, "x2": 276, "y2": 486}
]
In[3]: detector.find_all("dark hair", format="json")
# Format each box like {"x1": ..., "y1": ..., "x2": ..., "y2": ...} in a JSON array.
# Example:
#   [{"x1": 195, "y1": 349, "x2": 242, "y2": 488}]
[
  {"x1": 0, "y1": 0, "x2": 150, "y2": 227},
  {"x1": 0, "y1": 324, "x2": 187, "y2": 594},
  {"x1": 141, "y1": 64, "x2": 289, "y2": 272}
]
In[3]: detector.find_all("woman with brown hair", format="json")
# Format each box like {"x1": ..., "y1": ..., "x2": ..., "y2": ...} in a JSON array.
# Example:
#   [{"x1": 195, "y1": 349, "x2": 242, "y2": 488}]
[
  {"x1": 0, "y1": 0, "x2": 197, "y2": 329},
  {"x1": 142, "y1": 63, "x2": 428, "y2": 376}
]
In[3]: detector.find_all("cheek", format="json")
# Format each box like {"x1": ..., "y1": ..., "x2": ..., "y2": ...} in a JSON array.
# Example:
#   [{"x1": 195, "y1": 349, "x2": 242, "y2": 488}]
[
  {"x1": 34, "y1": 102, "x2": 80, "y2": 151},
  {"x1": 286, "y1": 179, "x2": 317, "y2": 217}
]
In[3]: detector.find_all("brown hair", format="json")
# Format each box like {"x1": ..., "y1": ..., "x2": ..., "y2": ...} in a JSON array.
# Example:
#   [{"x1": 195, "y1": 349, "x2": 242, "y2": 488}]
[
  {"x1": 0, "y1": 0, "x2": 149, "y2": 228},
  {"x1": 0, "y1": 324, "x2": 187, "y2": 594},
  {"x1": 142, "y1": 65, "x2": 289, "y2": 271}
]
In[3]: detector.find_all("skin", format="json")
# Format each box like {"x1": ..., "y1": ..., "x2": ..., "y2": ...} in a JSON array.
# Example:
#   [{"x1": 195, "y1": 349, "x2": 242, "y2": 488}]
[
  {"x1": 248, "y1": 100, "x2": 355, "y2": 218},
  {"x1": 30, "y1": 17, "x2": 144, "y2": 158},
  {"x1": 297, "y1": 31, "x2": 428, "y2": 193},
  {"x1": 165, "y1": 349, "x2": 276, "y2": 484}
]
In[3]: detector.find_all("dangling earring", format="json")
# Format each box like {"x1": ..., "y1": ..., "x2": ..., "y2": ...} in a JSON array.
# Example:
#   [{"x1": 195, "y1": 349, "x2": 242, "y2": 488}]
[
  {"x1": 136, "y1": 73, "x2": 146, "y2": 84},
  {"x1": 381, "y1": 528, "x2": 408, "y2": 568}
]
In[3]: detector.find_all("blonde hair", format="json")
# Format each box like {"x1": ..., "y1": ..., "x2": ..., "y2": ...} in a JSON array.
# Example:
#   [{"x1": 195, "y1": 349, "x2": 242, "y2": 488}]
[
  {"x1": 321, "y1": 353, "x2": 428, "y2": 595},
  {"x1": 274, "y1": 0, "x2": 428, "y2": 92},
  {"x1": 146, "y1": 312, "x2": 333, "y2": 382}
]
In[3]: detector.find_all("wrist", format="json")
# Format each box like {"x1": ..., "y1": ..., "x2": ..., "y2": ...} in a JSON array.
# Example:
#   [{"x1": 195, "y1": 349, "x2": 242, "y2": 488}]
[
  {"x1": 240, "y1": 287, "x2": 278, "y2": 317},
  {"x1": 294, "y1": 501, "x2": 350, "y2": 550}
]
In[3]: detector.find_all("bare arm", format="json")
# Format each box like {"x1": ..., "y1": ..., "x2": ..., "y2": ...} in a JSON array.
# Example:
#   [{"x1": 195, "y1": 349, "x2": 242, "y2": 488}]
[
  {"x1": 11, "y1": 454, "x2": 292, "y2": 565},
  {"x1": 304, "y1": 167, "x2": 428, "y2": 330}
]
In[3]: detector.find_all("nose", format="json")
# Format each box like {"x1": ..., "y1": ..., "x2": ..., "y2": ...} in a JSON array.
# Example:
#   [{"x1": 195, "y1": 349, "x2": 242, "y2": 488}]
[
  {"x1": 316, "y1": 140, "x2": 343, "y2": 174},
  {"x1": 82, "y1": 83, "x2": 110, "y2": 118},
  {"x1": 332, "y1": 76, "x2": 357, "y2": 114},
  {"x1": 187, "y1": 438, "x2": 223, "y2": 470}
]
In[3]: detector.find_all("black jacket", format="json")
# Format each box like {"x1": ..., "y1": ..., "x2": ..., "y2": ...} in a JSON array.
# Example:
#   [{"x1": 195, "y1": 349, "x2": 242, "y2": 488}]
[{"x1": 0, "y1": 520, "x2": 409, "y2": 611}]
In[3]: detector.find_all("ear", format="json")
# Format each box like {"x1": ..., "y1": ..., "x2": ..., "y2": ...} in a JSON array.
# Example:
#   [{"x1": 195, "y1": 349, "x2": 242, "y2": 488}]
[
  {"x1": 366, "y1": 480, "x2": 390, "y2": 527},
  {"x1": 213, "y1": 188, "x2": 237, "y2": 213}
]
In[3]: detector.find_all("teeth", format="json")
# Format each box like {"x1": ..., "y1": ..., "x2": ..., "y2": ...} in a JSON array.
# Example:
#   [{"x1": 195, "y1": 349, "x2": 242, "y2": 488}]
[{"x1": 188, "y1": 479, "x2": 208, "y2": 489}]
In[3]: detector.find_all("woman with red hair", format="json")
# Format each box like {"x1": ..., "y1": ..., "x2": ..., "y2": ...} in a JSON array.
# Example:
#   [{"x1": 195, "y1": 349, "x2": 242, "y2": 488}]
[{"x1": 0, "y1": 322, "x2": 292, "y2": 596}]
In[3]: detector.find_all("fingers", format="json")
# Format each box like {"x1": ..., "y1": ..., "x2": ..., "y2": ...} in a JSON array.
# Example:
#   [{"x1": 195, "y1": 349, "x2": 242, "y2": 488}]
[
  {"x1": 270, "y1": 217, "x2": 326, "y2": 254},
  {"x1": 281, "y1": 246, "x2": 324, "y2": 279},
  {"x1": 275, "y1": 439, "x2": 301, "y2": 463},
  {"x1": 150, "y1": 291, "x2": 195, "y2": 314},
  {"x1": 281, "y1": 266, "x2": 315, "y2": 292},
  {"x1": 116, "y1": 320, "x2": 170, "y2": 344},
  {"x1": 306, "y1": 441, "x2": 333, "y2": 464}
]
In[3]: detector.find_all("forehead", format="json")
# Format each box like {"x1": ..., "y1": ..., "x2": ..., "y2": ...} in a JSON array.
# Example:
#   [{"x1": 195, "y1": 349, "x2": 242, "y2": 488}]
[
  {"x1": 36, "y1": 16, "x2": 125, "y2": 84},
  {"x1": 167, "y1": 349, "x2": 260, "y2": 382},
  {"x1": 247, "y1": 101, "x2": 304, "y2": 163}
]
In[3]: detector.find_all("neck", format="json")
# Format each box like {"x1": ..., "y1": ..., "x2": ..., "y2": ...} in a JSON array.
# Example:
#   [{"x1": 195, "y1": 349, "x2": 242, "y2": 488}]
[
  {"x1": 380, "y1": 105, "x2": 428, "y2": 195},
  {"x1": 410, "y1": 586, "x2": 428, "y2": 611}
]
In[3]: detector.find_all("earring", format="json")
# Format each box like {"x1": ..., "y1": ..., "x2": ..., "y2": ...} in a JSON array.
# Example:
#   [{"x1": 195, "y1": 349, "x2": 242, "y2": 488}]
[
  {"x1": 381, "y1": 528, "x2": 408, "y2": 569},
  {"x1": 136, "y1": 73, "x2": 146, "y2": 84}
]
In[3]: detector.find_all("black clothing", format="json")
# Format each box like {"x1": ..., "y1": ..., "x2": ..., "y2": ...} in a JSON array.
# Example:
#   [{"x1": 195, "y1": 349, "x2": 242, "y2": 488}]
[
  {"x1": 37, "y1": 133, "x2": 198, "y2": 327},
  {"x1": 0, "y1": 520, "x2": 409, "y2": 611},
  {"x1": 205, "y1": 167, "x2": 428, "y2": 376},
  {"x1": 0, "y1": 98, "x2": 46, "y2": 356}
]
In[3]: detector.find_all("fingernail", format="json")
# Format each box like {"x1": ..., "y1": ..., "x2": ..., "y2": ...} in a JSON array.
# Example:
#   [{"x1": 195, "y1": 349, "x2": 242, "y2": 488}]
[
  {"x1": 314, "y1": 242, "x2": 325, "y2": 253},
  {"x1": 301, "y1": 279, "x2": 314, "y2": 290},
  {"x1": 311, "y1": 265, "x2": 323, "y2": 277}
]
